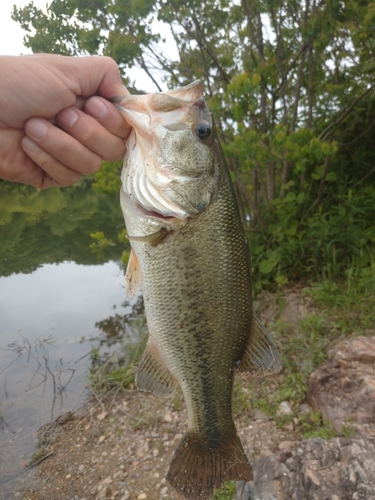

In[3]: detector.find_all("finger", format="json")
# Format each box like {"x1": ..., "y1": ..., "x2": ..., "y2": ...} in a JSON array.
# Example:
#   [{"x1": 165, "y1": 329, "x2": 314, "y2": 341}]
[
  {"x1": 24, "y1": 118, "x2": 101, "y2": 176},
  {"x1": 21, "y1": 136, "x2": 82, "y2": 187},
  {"x1": 84, "y1": 96, "x2": 131, "y2": 139},
  {"x1": 55, "y1": 105, "x2": 126, "y2": 161},
  {"x1": 0, "y1": 129, "x2": 42, "y2": 187}
]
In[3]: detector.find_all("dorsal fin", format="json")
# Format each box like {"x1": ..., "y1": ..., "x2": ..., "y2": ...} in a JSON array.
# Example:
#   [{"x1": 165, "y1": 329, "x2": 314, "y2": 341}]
[
  {"x1": 125, "y1": 249, "x2": 142, "y2": 298},
  {"x1": 236, "y1": 310, "x2": 282, "y2": 377}
]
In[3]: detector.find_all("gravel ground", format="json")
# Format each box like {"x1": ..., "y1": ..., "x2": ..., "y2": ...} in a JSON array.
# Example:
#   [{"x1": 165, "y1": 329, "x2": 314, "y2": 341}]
[
  {"x1": 16, "y1": 376, "x2": 300, "y2": 500},
  {"x1": 15, "y1": 287, "x2": 313, "y2": 500}
]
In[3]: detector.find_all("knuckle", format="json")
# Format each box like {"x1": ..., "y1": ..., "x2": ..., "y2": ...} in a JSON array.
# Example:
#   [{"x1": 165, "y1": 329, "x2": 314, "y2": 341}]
[{"x1": 102, "y1": 56, "x2": 118, "y2": 71}]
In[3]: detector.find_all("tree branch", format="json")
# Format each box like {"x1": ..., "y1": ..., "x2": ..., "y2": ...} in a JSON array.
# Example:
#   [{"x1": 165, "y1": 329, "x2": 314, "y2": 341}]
[{"x1": 319, "y1": 83, "x2": 375, "y2": 141}]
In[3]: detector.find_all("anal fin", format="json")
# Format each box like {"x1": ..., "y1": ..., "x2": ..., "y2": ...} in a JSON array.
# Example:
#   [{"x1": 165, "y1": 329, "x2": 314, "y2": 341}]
[
  {"x1": 136, "y1": 343, "x2": 178, "y2": 397},
  {"x1": 125, "y1": 248, "x2": 142, "y2": 298},
  {"x1": 236, "y1": 310, "x2": 282, "y2": 377}
]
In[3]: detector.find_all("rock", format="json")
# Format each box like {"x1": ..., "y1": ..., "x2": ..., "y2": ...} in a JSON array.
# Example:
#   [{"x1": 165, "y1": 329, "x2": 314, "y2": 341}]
[
  {"x1": 308, "y1": 336, "x2": 375, "y2": 436},
  {"x1": 282, "y1": 422, "x2": 294, "y2": 431},
  {"x1": 97, "y1": 411, "x2": 108, "y2": 421},
  {"x1": 236, "y1": 437, "x2": 375, "y2": 500},
  {"x1": 299, "y1": 403, "x2": 312, "y2": 414},
  {"x1": 253, "y1": 409, "x2": 269, "y2": 420},
  {"x1": 277, "y1": 401, "x2": 292, "y2": 415},
  {"x1": 137, "y1": 494, "x2": 147, "y2": 500},
  {"x1": 163, "y1": 412, "x2": 173, "y2": 423},
  {"x1": 98, "y1": 435, "x2": 106, "y2": 444},
  {"x1": 278, "y1": 440, "x2": 300, "y2": 450}
]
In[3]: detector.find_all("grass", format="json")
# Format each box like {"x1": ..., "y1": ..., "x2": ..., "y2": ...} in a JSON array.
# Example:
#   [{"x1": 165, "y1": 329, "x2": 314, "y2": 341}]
[
  {"x1": 213, "y1": 481, "x2": 236, "y2": 500},
  {"x1": 243, "y1": 272, "x2": 375, "y2": 439},
  {"x1": 89, "y1": 348, "x2": 140, "y2": 395},
  {"x1": 88, "y1": 302, "x2": 148, "y2": 396}
]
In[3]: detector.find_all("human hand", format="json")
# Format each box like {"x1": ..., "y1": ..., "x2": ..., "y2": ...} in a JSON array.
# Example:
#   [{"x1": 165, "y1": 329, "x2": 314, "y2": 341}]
[{"x1": 0, "y1": 54, "x2": 130, "y2": 188}]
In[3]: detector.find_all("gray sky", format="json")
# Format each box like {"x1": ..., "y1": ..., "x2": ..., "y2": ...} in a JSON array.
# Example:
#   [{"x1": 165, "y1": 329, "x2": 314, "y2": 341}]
[
  {"x1": 0, "y1": 0, "x2": 48, "y2": 55},
  {"x1": 0, "y1": 1, "x2": 171, "y2": 91}
]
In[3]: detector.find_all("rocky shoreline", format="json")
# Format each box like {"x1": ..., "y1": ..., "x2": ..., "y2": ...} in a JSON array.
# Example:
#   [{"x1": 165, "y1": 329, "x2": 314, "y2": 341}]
[{"x1": 10, "y1": 289, "x2": 375, "y2": 500}]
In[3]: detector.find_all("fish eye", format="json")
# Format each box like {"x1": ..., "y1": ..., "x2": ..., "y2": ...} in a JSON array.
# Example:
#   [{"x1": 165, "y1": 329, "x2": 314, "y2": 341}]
[{"x1": 194, "y1": 121, "x2": 212, "y2": 141}]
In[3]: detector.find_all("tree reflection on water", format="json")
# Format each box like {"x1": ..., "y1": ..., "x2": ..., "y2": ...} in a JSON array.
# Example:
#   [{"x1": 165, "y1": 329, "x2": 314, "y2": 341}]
[
  {"x1": 90, "y1": 295, "x2": 148, "y2": 392},
  {"x1": 0, "y1": 179, "x2": 128, "y2": 277}
]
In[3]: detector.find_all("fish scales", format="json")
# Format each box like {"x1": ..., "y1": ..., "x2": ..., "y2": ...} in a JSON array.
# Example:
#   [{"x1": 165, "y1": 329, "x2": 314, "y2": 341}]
[
  {"x1": 133, "y1": 166, "x2": 250, "y2": 441},
  {"x1": 114, "y1": 81, "x2": 281, "y2": 499}
]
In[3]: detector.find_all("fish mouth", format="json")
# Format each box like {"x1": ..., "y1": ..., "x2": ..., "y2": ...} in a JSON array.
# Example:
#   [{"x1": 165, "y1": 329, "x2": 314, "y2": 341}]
[
  {"x1": 146, "y1": 210, "x2": 177, "y2": 220},
  {"x1": 115, "y1": 81, "x2": 216, "y2": 220}
]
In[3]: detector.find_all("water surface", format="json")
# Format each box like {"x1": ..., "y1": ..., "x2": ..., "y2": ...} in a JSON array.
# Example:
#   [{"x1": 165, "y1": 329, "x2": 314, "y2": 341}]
[{"x1": 0, "y1": 183, "x2": 145, "y2": 496}]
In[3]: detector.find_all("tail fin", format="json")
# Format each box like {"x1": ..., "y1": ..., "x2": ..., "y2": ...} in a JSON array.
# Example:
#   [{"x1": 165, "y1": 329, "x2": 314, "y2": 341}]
[{"x1": 166, "y1": 432, "x2": 253, "y2": 500}]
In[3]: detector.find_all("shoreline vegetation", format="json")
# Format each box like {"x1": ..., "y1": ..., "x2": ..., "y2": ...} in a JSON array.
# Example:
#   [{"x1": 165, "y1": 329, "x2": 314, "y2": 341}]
[
  {"x1": 3, "y1": 1, "x2": 375, "y2": 495},
  {"x1": 4, "y1": 278, "x2": 373, "y2": 500}
]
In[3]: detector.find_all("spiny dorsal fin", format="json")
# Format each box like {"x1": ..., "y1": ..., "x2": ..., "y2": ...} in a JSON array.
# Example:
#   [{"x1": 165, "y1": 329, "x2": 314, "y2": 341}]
[
  {"x1": 136, "y1": 342, "x2": 178, "y2": 398},
  {"x1": 236, "y1": 310, "x2": 282, "y2": 377},
  {"x1": 125, "y1": 249, "x2": 142, "y2": 298}
]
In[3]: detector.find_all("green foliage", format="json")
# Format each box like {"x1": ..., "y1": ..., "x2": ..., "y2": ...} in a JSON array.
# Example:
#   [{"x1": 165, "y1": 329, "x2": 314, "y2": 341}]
[
  {"x1": 213, "y1": 481, "x2": 236, "y2": 500},
  {"x1": 250, "y1": 185, "x2": 375, "y2": 290},
  {"x1": 92, "y1": 161, "x2": 122, "y2": 196},
  {"x1": 299, "y1": 411, "x2": 337, "y2": 440},
  {"x1": 12, "y1": 0, "x2": 375, "y2": 286},
  {"x1": 232, "y1": 378, "x2": 252, "y2": 417},
  {"x1": 0, "y1": 182, "x2": 124, "y2": 276},
  {"x1": 246, "y1": 271, "x2": 374, "y2": 436},
  {"x1": 89, "y1": 231, "x2": 115, "y2": 258},
  {"x1": 90, "y1": 296, "x2": 148, "y2": 394}
]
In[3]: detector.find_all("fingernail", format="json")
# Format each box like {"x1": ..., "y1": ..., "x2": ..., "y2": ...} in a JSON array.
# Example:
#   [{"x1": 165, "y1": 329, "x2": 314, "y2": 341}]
[
  {"x1": 86, "y1": 97, "x2": 108, "y2": 119},
  {"x1": 57, "y1": 108, "x2": 79, "y2": 129},
  {"x1": 22, "y1": 137, "x2": 38, "y2": 152},
  {"x1": 26, "y1": 119, "x2": 48, "y2": 140}
]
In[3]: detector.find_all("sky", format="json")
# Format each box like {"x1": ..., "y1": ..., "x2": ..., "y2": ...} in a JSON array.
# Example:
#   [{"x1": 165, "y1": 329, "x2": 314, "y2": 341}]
[
  {"x1": 0, "y1": 0, "x2": 48, "y2": 55},
  {"x1": 0, "y1": 0, "x2": 166, "y2": 91}
]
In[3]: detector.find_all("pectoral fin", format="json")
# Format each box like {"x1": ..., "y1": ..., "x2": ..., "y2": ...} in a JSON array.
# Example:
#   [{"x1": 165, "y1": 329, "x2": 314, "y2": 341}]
[
  {"x1": 136, "y1": 342, "x2": 178, "y2": 397},
  {"x1": 236, "y1": 311, "x2": 282, "y2": 377},
  {"x1": 125, "y1": 249, "x2": 142, "y2": 298}
]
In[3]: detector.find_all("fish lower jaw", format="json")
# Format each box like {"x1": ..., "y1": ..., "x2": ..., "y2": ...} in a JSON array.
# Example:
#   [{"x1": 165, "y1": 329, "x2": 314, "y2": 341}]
[{"x1": 146, "y1": 209, "x2": 178, "y2": 220}]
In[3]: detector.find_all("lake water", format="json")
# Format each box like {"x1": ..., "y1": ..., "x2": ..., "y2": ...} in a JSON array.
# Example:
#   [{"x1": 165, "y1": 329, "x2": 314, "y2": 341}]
[{"x1": 0, "y1": 183, "x2": 146, "y2": 496}]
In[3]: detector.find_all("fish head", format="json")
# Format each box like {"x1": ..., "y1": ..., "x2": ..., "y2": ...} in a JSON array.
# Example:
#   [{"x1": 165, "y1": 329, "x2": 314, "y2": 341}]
[{"x1": 113, "y1": 81, "x2": 220, "y2": 220}]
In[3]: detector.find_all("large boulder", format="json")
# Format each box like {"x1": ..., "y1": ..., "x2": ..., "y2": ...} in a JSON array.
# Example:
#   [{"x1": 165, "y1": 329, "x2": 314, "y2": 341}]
[
  {"x1": 308, "y1": 336, "x2": 375, "y2": 436},
  {"x1": 236, "y1": 437, "x2": 375, "y2": 500}
]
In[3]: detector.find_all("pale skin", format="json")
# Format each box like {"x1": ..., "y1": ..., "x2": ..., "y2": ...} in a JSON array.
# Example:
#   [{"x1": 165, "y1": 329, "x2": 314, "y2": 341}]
[{"x1": 0, "y1": 54, "x2": 130, "y2": 188}]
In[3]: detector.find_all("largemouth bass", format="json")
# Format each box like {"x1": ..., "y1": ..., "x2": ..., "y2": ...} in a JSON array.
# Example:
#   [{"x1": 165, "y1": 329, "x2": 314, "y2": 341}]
[{"x1": 113, "y1": 81, "x2": 281, "y2": 500}]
